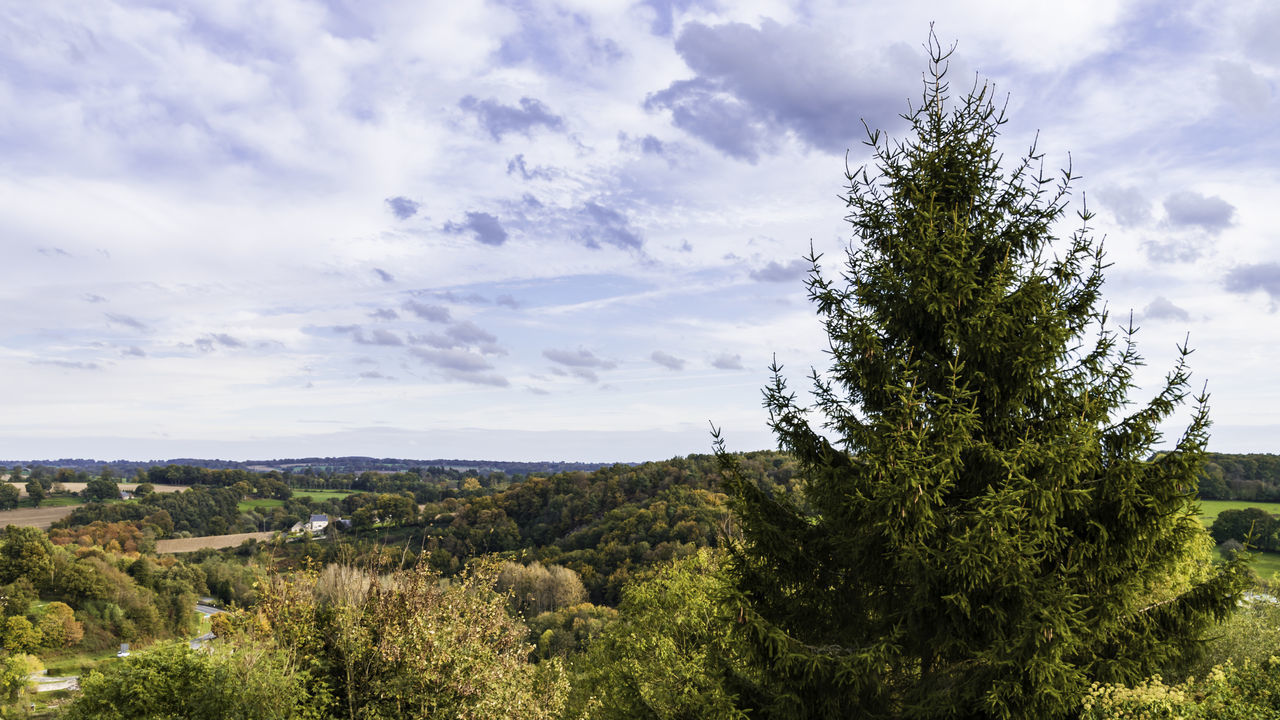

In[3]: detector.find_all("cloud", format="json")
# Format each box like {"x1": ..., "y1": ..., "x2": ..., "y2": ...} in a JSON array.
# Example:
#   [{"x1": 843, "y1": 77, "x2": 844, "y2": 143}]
[
  {"x1": 575, "y1": 201, "x2": 642, "y2": 250},
  {"x1": 437, "y1": 290, "x2": 490, "y2": 304},
  {"x1": 496, "y1": 294, "x2": 520, "y2": 309},
  {"x1": 544, "y1": 348, "x2": 617, "y2": 369},
  {"x1": 458, "y1": 96, "x2": 565, "y2": 141},
  {"x1": 1163, "y1": 191, "x2": 1236, "y2": 233},
  {"x1": 354, "y1": 328, "x2": 404, "y2": 346},
  {"x1": 447, "y1": 321, "x2": 498, "y2": 346},
  {"x1": 550, "y1": 365, "x2": 600, "y2": 383},
  {"x1": 385, "y1": 196, "x2": 420, "y2": 220},
  {"x1": 38, "y1": 247, "x2": 71, "y2": 257},
  {"x1": 369, "y1": 308, "x2": 399, "y2": 320},
  {"x1": 1142, "y1": 237, "x2": 1206, "y2": 264},
  {"x1": 494, "y1": 3, "x2": 623, "y2": 73},
  {"x1": 82, "y1": 293, "x2": 107, "y2": 303},
  {"x1": 1101, "y1": 186, "x2": 1152, "y2": 227},
  {"x1": 506, "y1": 154, "x2": 555, "y2": 180},
  {"x1": 646, "y1": 20, "x2": 912, "y2": 160},
  {"x1": 445, "y1": 211, "x2": 509, "y2": 246},
  {"x1": 638, "y1": 0, "x2": 705, "y2": 36},
  {"x1": 1143, "y1": 296, "x2": 1190, "y2": 321},
  {"x1": 402, "y1": 300, "x2": 451, "y2": 323},
  {"x1": 410, "y1": 321, "x2": 503, "y2": 355},
  {"x1": 105, "y1": 313, "x2": 148, "y2": 330},
  {"x1": 359, "y1": 371, "x2": 394, "y2": 380},
  {"x1": 410, "y1": 347, "x2": 509, "y2": 386},
  {"x1": 570, "y1": 367, "x2": 599, "y2": 383},
  {"x1": 640, "y1": 135, "x2": 665, "y2": 154},
  {"x1": 711, "y1": 352, "x2": 743, "y2": 370},
  {"x1": 1224, "y1": 262, "x2": 1280, "y2": 305},
  {"x1": 122, "y1": 346, "x2": 146, "y2": 357},
  {"x1": 750, "y1": 259, "x2": 808, "y2": 282},
  {"x1": 650, "y1": 350, "x2": 685, "y2": 370},
  {"x1": 194, "y1": 334, "x2": 244, "y2": 352},
  {"x1": 211, "y1": 333, "x2": 245, "y2": 348},
  {"x1": 30, "y1": 359, "x2": 100, "y2": 370},
  {"x1": 1215, "y1": 60, "x2": 1271, "y2": 115},
  {"x1": 373, "y1": 268, "x2": 395, "y2": 283}
]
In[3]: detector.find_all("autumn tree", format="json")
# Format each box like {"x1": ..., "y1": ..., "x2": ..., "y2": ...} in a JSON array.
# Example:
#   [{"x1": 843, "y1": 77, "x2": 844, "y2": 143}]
[
  {"x1": 254, "y1": 562, "x2": 567, "y2": 720},
  {"x1": 715, "y1": 36, "x2": 1249, "y2": 719}
]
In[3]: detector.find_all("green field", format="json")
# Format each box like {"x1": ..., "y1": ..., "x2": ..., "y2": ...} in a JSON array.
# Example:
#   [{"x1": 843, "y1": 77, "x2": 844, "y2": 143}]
[
  {"x1": 21, "y1": 495, "x2": 83, "y2": 508},
  {"x1": 291, "y1": 489, "x2": 355, "y2": 501},
  {"x1": 1198, "y1": 499, "x2": 1280, "y2": 527},
  {"x1": 237, "y1": 498, "x2": 285, "y2": 512},
  {"x1": 236, "y1": 489, "x2": 354, "y2": 513},
  {"x1": 1200, "y1": 499, "x2": 1280, "y2": 579}
]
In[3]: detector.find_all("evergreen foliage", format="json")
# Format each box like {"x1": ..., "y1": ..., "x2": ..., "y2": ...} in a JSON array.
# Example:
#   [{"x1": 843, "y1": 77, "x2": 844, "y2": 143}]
[{"x1": 715, "y1": 36, "x2": 1250, "y2": 719}]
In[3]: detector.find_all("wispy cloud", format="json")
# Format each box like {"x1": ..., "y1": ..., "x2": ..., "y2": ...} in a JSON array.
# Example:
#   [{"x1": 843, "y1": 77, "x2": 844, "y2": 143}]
[
  {"x1": 651, "y1": 350, "x2": 685, "y2": 370},
  {"x1": 105, "y1": 313, "x2": 148, "y2": 330}
]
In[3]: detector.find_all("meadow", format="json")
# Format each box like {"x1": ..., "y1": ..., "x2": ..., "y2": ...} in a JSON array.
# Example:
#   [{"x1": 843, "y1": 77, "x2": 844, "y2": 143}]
[
  {"x1": 1200, "y1": 499, "x2": 1280, "y2": 579},
  {"x1": 1198, "y1": 499, "x2": 1280, "y2": 527},
  {"x1": 235, "y1": 488, "x2": 353, "y2": 513}
]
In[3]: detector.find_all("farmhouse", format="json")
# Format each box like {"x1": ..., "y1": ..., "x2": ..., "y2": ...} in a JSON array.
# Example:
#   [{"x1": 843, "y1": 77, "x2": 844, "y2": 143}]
[{"x1": 290, "y1": 514, "x2": 331, "y2": 535}]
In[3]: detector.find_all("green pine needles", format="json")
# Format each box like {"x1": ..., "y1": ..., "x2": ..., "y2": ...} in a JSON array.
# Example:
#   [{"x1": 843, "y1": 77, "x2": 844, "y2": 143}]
[{"x1": 715, "y1": 35, "x2": 1251, "y2": 720}]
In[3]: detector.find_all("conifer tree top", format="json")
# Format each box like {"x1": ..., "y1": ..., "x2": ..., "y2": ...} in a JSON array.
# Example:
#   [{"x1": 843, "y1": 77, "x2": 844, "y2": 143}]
[{"x1": 716, "y1": 30, "x2": 1250, "y2": 720}]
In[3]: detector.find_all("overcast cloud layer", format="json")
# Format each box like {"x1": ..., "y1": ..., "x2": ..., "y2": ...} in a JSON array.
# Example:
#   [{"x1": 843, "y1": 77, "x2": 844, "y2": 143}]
[{"x1": 2, "y1": 0, "x2": 1279, "y2": 462}]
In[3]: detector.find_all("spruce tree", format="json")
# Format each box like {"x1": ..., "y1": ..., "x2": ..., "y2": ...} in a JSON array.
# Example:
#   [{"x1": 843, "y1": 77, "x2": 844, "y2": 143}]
[{"x1": 715, "y1": 36, "x2": 1250, "y2": 720}]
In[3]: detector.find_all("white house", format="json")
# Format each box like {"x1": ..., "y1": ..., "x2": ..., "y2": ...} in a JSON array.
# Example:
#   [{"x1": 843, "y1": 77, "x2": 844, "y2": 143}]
[
  {"x1": 288, "y1": 514, "x2": 334, "y2": 536},
  {"x1": 306, "y1": 514, "x2": 329, "y2": 533}
]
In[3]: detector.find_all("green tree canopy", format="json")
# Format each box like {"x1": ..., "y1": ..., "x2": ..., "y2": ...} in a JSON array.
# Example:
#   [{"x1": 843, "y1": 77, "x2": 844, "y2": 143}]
[
  {"x1": 715, "y1": 37, "x2": 1249, "y2": 719},
  {"x1": 0, "y1": 485, "x2": 16, "y2": 511},
  {"x1": 23, "y1": 480, "x2": 43, "y2": 507},
  {"x1": 60, "y1": 641, "x2": 311, "y2": 720},
  {"x1": 0, "y1": 526, "x2": 55, "y2": 591},
  {"x1": 83, "y1": 475, "x2": 121, "y2": 502}
]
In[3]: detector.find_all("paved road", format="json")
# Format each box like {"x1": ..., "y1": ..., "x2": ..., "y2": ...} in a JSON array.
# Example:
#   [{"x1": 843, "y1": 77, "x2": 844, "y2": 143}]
[{"x1": 31, "y1": 675, "x2": 78, "y2": 692}]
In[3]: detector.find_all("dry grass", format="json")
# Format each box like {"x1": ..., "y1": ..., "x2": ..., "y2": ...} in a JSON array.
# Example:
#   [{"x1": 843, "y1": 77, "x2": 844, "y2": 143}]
[
  {"x1": 155, "y1": 531, "x2": 275, "y2": 553},
  {"x1": 5, "y1": 481, "x2": 186, "y2": 497},
  {"x1": 0, "y1": 505, "x2": 76, "y2": 529}
]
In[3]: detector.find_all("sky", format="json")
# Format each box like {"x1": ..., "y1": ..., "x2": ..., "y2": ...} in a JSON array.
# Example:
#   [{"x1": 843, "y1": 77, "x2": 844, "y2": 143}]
[{"x1": 1, "y1": 0, "x2": 1278, "y2": 463}]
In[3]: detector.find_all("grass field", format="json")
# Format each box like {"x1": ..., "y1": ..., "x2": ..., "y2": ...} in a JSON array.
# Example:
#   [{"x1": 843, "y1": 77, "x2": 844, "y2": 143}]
[
  {"x1": 237, "y1": 498, "x2": 285, "y2": 512},
  {"x1": 291, "y1": 489, "x2": 355, "y2": 501},
  {"x1": 1199, "y1": 499, "x2": 1280, "y2": 580},
  {"x1": 1198, "y1": 499, "x2": 1280, "y2": 527}
]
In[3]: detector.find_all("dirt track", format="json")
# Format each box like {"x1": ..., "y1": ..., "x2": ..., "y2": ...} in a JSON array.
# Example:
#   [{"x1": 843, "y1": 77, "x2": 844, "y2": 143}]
[
  {"x1": 0, "y1": 506, "x2": 76, "y2": 529},
  {"x1": 156, "y1": 531, "x2": 275, "y2": 553}
]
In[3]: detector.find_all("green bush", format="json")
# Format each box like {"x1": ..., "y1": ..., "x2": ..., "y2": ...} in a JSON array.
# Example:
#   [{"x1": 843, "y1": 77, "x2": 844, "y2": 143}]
[{"x1": 1082, "y1": 659, "x2": 1280, "y2": 720}]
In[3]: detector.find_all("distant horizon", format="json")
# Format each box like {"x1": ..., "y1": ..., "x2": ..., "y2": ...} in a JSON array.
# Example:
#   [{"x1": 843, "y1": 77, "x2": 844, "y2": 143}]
[{"x1": 2, "y1": 434, "x2": 1276, "y2": 468}]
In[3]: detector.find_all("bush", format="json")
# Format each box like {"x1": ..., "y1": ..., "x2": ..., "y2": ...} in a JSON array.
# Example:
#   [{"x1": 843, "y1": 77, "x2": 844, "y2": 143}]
[{"x1": 1082, "y1": 659, "x2": 1280, "y2": 719}]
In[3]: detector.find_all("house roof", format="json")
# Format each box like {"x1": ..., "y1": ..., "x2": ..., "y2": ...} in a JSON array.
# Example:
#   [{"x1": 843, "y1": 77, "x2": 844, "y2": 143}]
[{"x1": 309, "y1": 514, "x2": 327, "y2": 523}]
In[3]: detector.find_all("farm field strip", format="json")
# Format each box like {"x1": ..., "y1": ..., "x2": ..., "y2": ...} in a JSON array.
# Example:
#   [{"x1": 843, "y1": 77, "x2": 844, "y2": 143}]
[
  {"x1": 155, "y1": 531, "x2": 275, "y2": 553},
  {"x1": 5, "y1": 481, "x2": 186, "y2": 497},
  {"x1": 0, "y1": 505, "x2": 76, "y2": 529}
]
